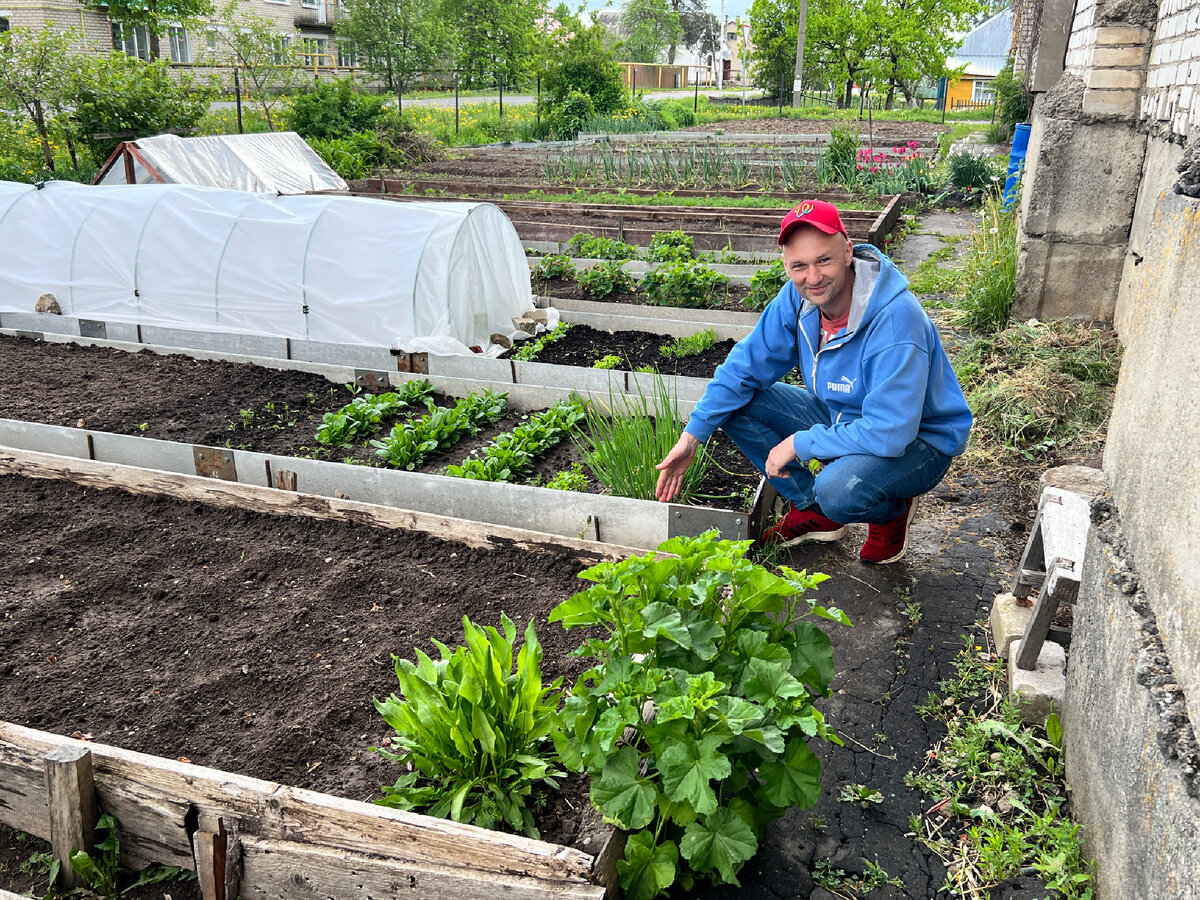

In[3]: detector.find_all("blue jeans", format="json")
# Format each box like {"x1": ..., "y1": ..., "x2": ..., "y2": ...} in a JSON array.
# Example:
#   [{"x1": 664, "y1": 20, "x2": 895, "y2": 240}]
[{"x1": 719, "y1": 383, "x2": 953, "y2": 524}]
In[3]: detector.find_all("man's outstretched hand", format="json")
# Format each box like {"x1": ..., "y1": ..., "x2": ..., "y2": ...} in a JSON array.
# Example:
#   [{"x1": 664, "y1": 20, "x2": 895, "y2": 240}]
[
  {"x1": 765, "y1": 435, "x2": 798, "y2": 479},
  {"x1": 655, "y1": 432, "x2": 700, "y2": 502}
]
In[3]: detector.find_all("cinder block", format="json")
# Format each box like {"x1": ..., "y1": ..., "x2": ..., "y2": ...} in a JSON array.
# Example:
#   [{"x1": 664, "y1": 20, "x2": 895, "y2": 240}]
[
  {"x1": 1095, "y1": 25, "x2": 1151, "y2": 46},
  {"x1": 1082, "y1": 88, "x2": 1139, "y2": 116},
  {"x1": 1092, "y1": 46, "x2": 1149, "y2": 68},
  {"x1": 1087, "y1": 68, "x2": 1144, "y2": 90},
  {"x1": 990, "y1": 592, "x2": 1034, "y2": 658},
  {"x1": 1008, "y1": 639, "x2": 1066, "y2": 724}
]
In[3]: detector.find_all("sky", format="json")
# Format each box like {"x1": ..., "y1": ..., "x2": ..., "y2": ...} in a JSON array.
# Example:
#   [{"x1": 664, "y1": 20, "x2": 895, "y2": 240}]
[{"x1": 581, "y1": 0, "x2": 752, "y2": 27}]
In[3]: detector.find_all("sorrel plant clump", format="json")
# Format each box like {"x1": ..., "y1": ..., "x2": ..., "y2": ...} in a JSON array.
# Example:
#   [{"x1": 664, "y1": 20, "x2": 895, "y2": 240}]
[
  {"x1": 371, "y1": 390, "x2": 507, "y2": 470},
  {"x1": 551, "y1": 532, "x2": 847, "y2": 898},
  {"x1": 642, "y1": 261, "x2": 729, "y2": 309},
  {"x1": 374, "y1": 614, "x2": 565, "y2": 838}
]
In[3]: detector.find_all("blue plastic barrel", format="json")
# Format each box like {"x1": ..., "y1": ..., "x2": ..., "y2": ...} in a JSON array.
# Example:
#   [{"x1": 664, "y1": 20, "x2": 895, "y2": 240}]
[{"x1": 1002, "y1": 122, "x2": 1031, "y2": 209}]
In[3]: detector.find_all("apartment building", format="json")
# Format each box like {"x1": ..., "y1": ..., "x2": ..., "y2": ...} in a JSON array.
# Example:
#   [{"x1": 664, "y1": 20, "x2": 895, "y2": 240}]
[{"x1": 0, "y1": 0, "x2": 358, "y2": 76}]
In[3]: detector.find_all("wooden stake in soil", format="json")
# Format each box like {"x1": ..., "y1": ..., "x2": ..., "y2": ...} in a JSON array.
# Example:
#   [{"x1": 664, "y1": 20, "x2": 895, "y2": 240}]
[{"x1": 43, "y1": 744, "x2": 98, "y2": 890}]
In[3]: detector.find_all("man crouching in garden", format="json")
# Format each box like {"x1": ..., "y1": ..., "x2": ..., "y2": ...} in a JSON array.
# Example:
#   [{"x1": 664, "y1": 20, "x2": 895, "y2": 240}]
[{"x1": 655, "y1": 199, "x2": 972, "y2": 564}]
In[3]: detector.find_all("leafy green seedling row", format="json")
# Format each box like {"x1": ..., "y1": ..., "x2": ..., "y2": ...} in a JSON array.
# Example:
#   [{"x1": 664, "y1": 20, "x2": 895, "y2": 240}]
[
  {"x1": 446, "y1": 398, "x2": 587, "y2": 483},
  {"x1": 315, "y1": 381, "x2": 435, "y2": 446},
  {"x1": 370, "y1": 390, "x2": 507, "y2": 470},
  {"x1": 660, "y1": 327, "x2": 718, "y2": 359},
  {"x1": 512, "y1": 321, "x2": 573, "y2": 362}
]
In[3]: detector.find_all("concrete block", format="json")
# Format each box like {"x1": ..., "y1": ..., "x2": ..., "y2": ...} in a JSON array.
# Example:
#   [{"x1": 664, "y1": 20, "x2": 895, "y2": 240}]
[
  {"x1": 1082, "y1": 87, "x2": 1139, "y2": 116},
  {"x1": 525, "y1": 309, "x2": 550, "y2": 325},
  {"x1": 1094, "y1": 45, "x2": 1147, "y2": 68},
  {"x1": 1008, "y1": 639, "x2": 1066, "y2": 723},
  {"x1": 1095, "y1": 25, "x2": 1151, "y2": 46},
  {"x1": 1086, "y1": 68, "x2": 1144, "y2": 90},
  {"x1": 990, "y1": 592, "x2": 1034, "y2": 658},
  {"x1": 1014, "y1": 238, "x2": 1126, "y2": 321},
  {"x1": 512, "y1": 317, "x2": 537, "y2": 334}
]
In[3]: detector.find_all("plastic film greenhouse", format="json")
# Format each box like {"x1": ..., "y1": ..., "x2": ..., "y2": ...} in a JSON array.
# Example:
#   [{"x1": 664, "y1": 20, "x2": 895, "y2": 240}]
[{"x1": 0, "y1": 181, "x2": 533, "y2": 355}]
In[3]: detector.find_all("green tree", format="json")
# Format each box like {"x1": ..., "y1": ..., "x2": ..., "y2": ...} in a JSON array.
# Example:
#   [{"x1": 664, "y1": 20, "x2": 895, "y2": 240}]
[
  {"x1": 747, "y1": 0, "x2": 799, "y2": 97},
  {"x1": 797, "y1": 0, "x2": 880, "y2": 107},
  {"x1": 874, "y1": 0, "x2": 982, "y2": 107},
  {"x1": 621, "y1": 0, "x2": 682, "y2": 64},
  {"x1": 442, "y1": 0, "x2": 543, "y2": 87},
  {"x1": 0, "y1": 25, "x2": 75, "y2": 171},
  {"x1": 666, "y1": 0, "x2": 710, "y2": 65},
  {"x1": 91, "y1": 0, "x2": 214, "y2": 61},
  {"x1": 338, "y1": 0, "x2": 450, "y2": 106},
  {"x1": 212, "y1": 0, "x2": 304, "y2": 132},
  {"x1": 540, "y1": 24, "x2": 627, "y2": 116},
  {"x1": 72, "y1": 52, "x2": 211, "y2": 159}
]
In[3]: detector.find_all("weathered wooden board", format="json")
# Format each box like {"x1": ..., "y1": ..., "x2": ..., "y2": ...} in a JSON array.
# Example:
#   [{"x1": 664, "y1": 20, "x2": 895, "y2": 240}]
[
  {"x1": 0, "y1": 723, "x2": 600, "y2": 886},
  {"x1": 239, "y1": 837, "x2": 606, "y2": 900},
  {"x1": 0, "y1": 447, "x2": 638, "y2": 559}
]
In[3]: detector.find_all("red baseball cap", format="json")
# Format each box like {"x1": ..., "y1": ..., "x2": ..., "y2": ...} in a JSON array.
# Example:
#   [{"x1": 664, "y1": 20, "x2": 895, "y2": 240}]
[{"x1": 778, "y1": 199, "x2": 848, "y2": 244}]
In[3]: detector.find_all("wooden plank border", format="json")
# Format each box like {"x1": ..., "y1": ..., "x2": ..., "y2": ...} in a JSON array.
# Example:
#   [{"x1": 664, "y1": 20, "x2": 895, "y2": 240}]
[
  {"x1": 0, "y1": 722, "x2": 608, "y2": 899},
  {"x1": 0, "y1": 446, "x2": 642, "y2": 559},
  {"x1": 866, "y1": 194, "x2": 904, "y2": 247}
]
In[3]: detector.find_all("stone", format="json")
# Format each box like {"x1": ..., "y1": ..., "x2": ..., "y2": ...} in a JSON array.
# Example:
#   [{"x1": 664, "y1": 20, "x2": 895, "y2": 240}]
[
  {"x1": 990, "y1": 592, "x2": 1034, "y2": 658},
  {"x1": 488, "y1": 332, "x2": 512, "y2": 350},
  {"x1": 512, "y1": 317, "x2": 537, "y2": 335},
  {"x1": 34, "y1": 293, "x2": 61, "y2": 315},
  {"x1": 1008, "y1": 639, "x2": 1066, "y2": 723},
  {"x1": 524, "y1": 309, "x2": 550, "y2": 325},
  {"x1": 1082, "y1": 87, "x2": 1139, "y2": 116}
]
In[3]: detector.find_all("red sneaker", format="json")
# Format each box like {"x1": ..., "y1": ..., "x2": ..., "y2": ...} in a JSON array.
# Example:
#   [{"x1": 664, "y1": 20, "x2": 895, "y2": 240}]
[
  {"x1": 759, "y1": 504, "x2": 847, "y2": 548},
  {"x1": 859, "y1": 498, "x2": 919, "y2": 564}
]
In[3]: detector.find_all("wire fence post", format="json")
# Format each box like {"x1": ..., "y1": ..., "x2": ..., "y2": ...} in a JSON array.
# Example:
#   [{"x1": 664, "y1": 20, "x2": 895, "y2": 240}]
[
  {"x1": 779, "y1": 67, "x2": 786, "y2": 116},
  {"x1": 632, "y1": 67, "x2": 636, "y2": 97},
  {"x1": 537, "y1": 75, "x2": 541, "y2": 125},
  {"x1": 499, "y1": 72, "x2": 504, "y2": 117},
  {"x1": 455, "y1": 73, "x2": 460, "y2": 135},
  {"x1": 694, "y1": 68, "x2": 699, "y2": 112}
]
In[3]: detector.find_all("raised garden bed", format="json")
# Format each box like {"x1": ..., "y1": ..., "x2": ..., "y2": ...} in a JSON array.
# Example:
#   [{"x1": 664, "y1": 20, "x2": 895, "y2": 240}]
[
  {"x1": 0, "y1": 329, "x2": 765, "y2": 549},
  {"x1": 0, "y1": 471, "x2": 619, "y2": 898},
  {"x1": 362, "y1": 182, "x2": 903, "y2": 249}
]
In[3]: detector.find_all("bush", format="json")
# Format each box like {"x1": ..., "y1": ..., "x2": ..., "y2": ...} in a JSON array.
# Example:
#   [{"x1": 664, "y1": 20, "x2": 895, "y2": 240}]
[
  {"x1": 72, "y1": 53, "x2": 211, "y2": 161},
  {"x1": 566, "y1": 233, "x2": 639, "y2": 260},
  {"x1": 992, "y1": 59, "x2": 1029, "y2": 130},
  {"x1": 546, "y1": 90, "x2": 595, "y2": 140},
  {"x1": 289, "y1": 78, "x2": 386, "y2": 140},
  {"x1": 820, "y1": 124, "x2": 860, "y2": 188}
]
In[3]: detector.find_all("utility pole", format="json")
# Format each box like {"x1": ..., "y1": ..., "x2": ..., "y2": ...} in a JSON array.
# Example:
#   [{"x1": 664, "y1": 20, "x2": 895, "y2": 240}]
[
  {"x1": 716, "y1": 0, "x2": 725, "y2": 90},
  {"x1": 791, "y1": 0, "x2": 807, "y2": 107}
]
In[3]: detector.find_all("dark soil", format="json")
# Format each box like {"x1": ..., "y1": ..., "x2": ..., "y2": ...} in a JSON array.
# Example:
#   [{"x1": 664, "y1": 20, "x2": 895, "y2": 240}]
[
  {"x1": 510, "y1": 324, "x2": 736, "y2": 379},
  {"x1": 0, "y1": 334, "x2": 757, "y2": 511},
  {"x1": 0, "y1": 475, "x2": 607, "y2": 858},
  {"x1": 538, "y1": 276, "x2": 756, "y2": 313}
]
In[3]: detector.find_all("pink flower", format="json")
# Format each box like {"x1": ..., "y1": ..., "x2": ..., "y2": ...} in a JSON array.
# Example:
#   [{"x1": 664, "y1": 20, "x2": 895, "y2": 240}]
[{"x1": 871, "y1": 166, "x2": 879, "y2": 173}]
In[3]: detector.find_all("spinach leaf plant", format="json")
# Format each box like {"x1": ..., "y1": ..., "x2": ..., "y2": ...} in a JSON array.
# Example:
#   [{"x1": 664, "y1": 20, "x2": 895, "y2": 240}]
[
  {"x1": 550, "y1": 533, "x2": 849, "y2": 899},
  {"x1": 374, "y1": 613, "x2": 565, "y2": 838},
  {"x1": 315, "y1": 381, "x2": 435, "y2": 446}
]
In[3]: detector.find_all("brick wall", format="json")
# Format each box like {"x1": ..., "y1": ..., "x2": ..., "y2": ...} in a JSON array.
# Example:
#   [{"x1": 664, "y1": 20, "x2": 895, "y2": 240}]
[
  {"x1": 1064, "y1": 0, "x2": 1100, "y2": 70},
  {"x1": 1144, "y1": 0, "x2": 1200, "y2": 135}
]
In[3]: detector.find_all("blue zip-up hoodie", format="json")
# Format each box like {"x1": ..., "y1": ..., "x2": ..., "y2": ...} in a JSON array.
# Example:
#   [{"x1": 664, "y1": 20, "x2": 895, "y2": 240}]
[{"x1": 684, "y1": 244, "x2": 972, "y2": 461}]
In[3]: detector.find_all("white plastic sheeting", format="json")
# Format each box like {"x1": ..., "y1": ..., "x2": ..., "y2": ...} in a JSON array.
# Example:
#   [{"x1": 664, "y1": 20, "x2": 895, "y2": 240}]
[
  {"x1": 0, "y1": 181, "x2": 532, "y2": 355},
  {"x1": 95, "y1": 132, "x2": 348, "y2": 194}
]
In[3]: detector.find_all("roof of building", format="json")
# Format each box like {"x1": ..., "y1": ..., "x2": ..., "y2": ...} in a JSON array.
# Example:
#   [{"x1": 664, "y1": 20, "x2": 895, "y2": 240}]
[{"x1": 946, "y1": 7, "x2": 1015, "y2": 79}]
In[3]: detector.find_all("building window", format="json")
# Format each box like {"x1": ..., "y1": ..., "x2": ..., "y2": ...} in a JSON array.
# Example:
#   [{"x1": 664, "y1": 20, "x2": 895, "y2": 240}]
[
  {"x1": 301, "y1": 36, "x2": 326, "y2": 66},
  {"x1": 300, "y1": 0, "x2": 320, "y2": 7},
  {"x1": 0, "y1": 16, "x2": 9, "y2": 34},
  {"x1": 272, "y1": 34, "x2": 290, "y2": 65},
  {"x1": 337, "y1": 41, "x2": 355, "y2": 67},
  {"x1": 112, "y1": 23, "x2": 151, "y2": 60},
  {"x1": 168, "y1": 26, "x2": 190, "y2": 63},
  {"x1": 206, "y1": 27, "x2": 217, "y2": 51},
  {"x1": 972, "y1": 78, "x2": 995, "y2": 103},
  {"x1": 263, "y1": 0, "x2": 288, "y2": 5}
]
